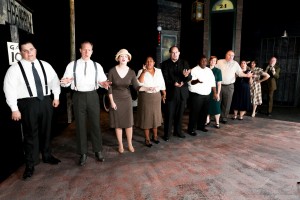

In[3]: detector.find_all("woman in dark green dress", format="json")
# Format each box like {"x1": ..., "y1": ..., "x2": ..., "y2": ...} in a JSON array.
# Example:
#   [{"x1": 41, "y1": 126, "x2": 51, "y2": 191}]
[{"x1": 206, "y1": 56, "x2": 222, "y2": 128}]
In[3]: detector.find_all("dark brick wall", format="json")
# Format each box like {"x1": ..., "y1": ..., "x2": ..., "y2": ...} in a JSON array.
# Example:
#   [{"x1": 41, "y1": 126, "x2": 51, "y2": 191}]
[{"x1": 157, "y1": 0, "x2": 182, "y2": 65}]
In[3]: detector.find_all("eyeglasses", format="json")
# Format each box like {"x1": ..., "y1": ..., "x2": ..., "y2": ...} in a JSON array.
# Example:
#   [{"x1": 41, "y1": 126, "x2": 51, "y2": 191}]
[
  {"x1": 21, "y1": 48, "x2": 36, "y2": 54},
  {"x1": 171, "y1": 51, "x2": 179, "y2": 54}
]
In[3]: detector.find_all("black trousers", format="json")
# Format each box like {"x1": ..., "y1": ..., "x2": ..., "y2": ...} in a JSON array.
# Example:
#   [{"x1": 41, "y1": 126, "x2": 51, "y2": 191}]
[
  {"x1": 18, "y1": 96, "x2": 53, "y2": 167},
  {"x1": 163, "y1": 96, "x2": 187, "y2": 137},
  {"x1": 188, "y1": 92, "x2": 210, "y2": 132},
  {"x1": 72, "y1": 90, "x2": 102, "y2": 155}
]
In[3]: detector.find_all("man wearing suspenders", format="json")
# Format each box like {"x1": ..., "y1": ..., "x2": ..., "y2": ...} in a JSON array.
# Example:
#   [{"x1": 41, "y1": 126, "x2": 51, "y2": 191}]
[
  {"x1": 60, "y1": 41, "x2": 111, "y2": 166},
  {"x1": 3, "y1": 38, "x2": 61, "y2": 180}
]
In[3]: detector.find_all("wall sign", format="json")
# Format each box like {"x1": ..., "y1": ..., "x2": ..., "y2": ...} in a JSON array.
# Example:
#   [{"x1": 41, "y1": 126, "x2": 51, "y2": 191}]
[
  {"x1": 212, "y1": 0, "x2": 234, "y2": 12},
  {"x1": 7, "y1": 42, "x2": 21, "y2": 65}
]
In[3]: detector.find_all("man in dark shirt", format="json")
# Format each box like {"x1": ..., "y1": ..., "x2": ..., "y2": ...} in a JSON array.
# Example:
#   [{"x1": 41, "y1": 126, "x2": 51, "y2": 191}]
[
  {"x1": 161, "y1": 46, "x2": 192, "y2": 141},
  {"x1": 264, "y1": 56, "x2": 280, "y2": 116}
]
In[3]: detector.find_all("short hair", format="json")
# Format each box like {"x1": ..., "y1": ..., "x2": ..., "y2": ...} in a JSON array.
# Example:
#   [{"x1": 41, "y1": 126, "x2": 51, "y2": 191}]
[
  {"x1": 169, "y1": 45, "x2": 180, "y2": 53},
  {"x1": 251, "y1": 59, "x2": 258, "y2": 64},
  {"x1": 198, "y1": 55, "x2": 207, "y2": 64},
  {"x1": 80, "y1": 41, "x2": 93, "y2": 49},
  {"x1": 19, "y1": 35, "x2": 36, "y2": 51},
  {"x1": 209, "y1": 56, "x2": 218, "y2": 61}
]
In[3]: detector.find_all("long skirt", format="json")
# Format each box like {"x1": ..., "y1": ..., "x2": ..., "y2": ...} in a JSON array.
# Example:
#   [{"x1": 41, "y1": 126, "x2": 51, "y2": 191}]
[{"x1": 135, "y1": 92, "x2": 163, "y2": 129}]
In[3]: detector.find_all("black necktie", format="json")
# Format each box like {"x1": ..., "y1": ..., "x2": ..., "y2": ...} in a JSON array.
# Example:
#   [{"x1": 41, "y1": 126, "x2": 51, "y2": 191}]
[{"x1": 32, "y1": 62, "x2": 44, "y2": 100}]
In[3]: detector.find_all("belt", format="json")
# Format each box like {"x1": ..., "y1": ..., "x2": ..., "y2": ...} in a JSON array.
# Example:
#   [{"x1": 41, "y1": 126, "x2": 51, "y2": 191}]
[
  {"x1": 18, "y1": 95, "x2": 50, "y2": 101},
  {"x1": 74, "y1": 90, "x2": 96, "y2": 93},
  {"x1": 221, "y1": 83, "x2": 233, "y2": 86}
]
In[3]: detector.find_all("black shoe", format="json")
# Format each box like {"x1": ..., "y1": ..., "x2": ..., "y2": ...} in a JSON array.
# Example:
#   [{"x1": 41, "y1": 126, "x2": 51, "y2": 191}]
[
  {"x1": 95, "y1": 152, "x2": 105, "y2": 162},
  {"x1": 214, "y1": 124, "x2": 220, "y2": 129},
  {"x1": 43, "y1": 155, "x2": 61, "y2": 165},
  {"x1": 163, "y1": 136, "x2": 169, "y2": 142},
  {"x1": 267, "y1": 112, "x2": 272, "y2": 117},
  {"x1": 23, "y1": 166, "x2": 34, "y2": 180},
  {"x1": 188, "y1": 131, "x2": 197, "y2": 136},
  {"x1": 79, "y1": 154, "x2": 87, "y2": 166},
  {"x1": 205, "y1": 121, "x2": 211, "y2": 126},
  {"x1": 34, "y1": 160, "x2": 40, "y2": 166},
  {"x1": 151, "y1": 136, "x2": 160, "y2": 144},
  {"x1": 199, "y1": 128, "x2": 208, "y2": 132},
  {"x1": 177, "y1": 134, "x2": 186, "y2": 138},
  {"x1": 145, "y1": 139, "x2": 153, "y2": 148},
  {"x1": 221, "y1": 120, "x2": 227, "y2": 124}
]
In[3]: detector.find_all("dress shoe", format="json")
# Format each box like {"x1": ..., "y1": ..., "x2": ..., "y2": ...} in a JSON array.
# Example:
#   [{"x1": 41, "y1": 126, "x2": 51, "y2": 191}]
[
  {"x1": 128, "y1": 146, "x2": 135, "y2": 153},
  {"x1": 118, "y1": 147, "x2": 124, "y2": 154},
  {"x1": 163, "y1": 136, "x2": 169, "y2": 142},
  {"x1": 151, "y1": 136, "x2": 160, "y2": 144},
  {"x1": 205, "y1": 121, "x2": 211, "y2": 126},
  {"x1": 267, "y1": 112, "x2": 272, "y2": 117},
  {"x1": 214, "y1": 124, "x2": 220, "y2": 129},
  {"x1": 79, "y1": 154, "x2": 87, "y2": 166},
  {"x1": 43, "y1": 155, "x2": 61, "y2": 165},
  {"x1": 221, "y1": 119, "x2": 228, "y2": 124},
  {"x1": 188, "y1": 131, "x2": 197, "y2": 136},
  {"x1": 145, "y1": 139, "x2": 153, "y2": 148},
  {"x1": 95, "y1": 151, "x2": 105, "y2": 162},
  {"x1": 177, "y1": 134, "x2": 186, "y2": 138},
  {"x1": 34, "y1": 160, "x2": 40, "y2": 166},
  {"x1": 23, "y1": 166, "x2": 34, "y2": 180},
  {"x1": 199, "y1": 128, "x2": 208, "y2": 132}
]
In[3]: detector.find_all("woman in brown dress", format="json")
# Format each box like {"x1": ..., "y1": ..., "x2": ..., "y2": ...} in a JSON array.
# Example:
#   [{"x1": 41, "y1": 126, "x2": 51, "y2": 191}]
[
  {"x1": 108, "y1": 49, "x2": 139, "y2": 153},
  {"x1": 135, "y1": 56, "x2": 166, "y2": 147}
]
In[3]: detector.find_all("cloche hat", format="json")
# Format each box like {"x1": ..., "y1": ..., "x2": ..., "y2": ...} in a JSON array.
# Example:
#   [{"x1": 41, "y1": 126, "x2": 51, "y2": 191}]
[{"x1": 115, "y1": 49, "x2": 132, "y2": 62}]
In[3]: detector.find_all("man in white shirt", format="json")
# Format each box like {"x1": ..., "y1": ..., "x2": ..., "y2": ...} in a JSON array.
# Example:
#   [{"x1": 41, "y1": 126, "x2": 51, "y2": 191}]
[
  {"x1": 60, "y1": 41, "x2": 111, "y2": 166},
  {"x1": 3, "y1": 38, "x2": 61, "y2": 180},
  {"x1": 187, "y1": 55, "x2": 216, "y2": 135},
  {"x1": 216, "y1": 50, "x2": 252, "y2": 123}
]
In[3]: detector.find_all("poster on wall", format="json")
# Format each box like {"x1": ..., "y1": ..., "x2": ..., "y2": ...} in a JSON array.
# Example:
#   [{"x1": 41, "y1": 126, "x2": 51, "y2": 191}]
[
  {"x1": 7, "y1": 42, "x2": 21, "y2": 65},
  {"x1": 161, "y1": 34, "x2": 177, "y2": 62}
]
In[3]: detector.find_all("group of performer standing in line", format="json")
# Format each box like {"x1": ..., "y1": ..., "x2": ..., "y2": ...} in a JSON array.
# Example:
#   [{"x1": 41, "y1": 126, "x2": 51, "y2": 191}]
[{"x1": 3, "y1": 37, "x2": 280, "y2": 180}]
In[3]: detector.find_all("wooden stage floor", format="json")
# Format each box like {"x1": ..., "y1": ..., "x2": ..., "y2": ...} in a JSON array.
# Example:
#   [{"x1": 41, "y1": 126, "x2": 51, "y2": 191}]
[{"x1": 1, "y1": 107, "x2": 300, "y2": 200}]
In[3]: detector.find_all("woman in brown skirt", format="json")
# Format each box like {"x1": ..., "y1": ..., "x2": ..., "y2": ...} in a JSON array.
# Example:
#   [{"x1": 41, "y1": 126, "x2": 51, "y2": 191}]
[{"x1": 136, "y1": 56, "x2": 166, "y2": 147}]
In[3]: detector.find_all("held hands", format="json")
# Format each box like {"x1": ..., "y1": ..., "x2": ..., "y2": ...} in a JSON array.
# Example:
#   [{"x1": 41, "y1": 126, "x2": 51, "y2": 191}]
[
  {"x1": 174, "y1": 82, "x2": 184, "y2": 87},
  {"x1": 147, "y1": 87, "x2": 158, "y2": 92},
  {"x1": 183, "y1": 69, "x2": 191, "y2": 77},
  {"x1": 99, "y1": 80, "x2": 112, "y2": 90},
  {"x1": 60, "y1": 77, "x2": 74, "y2": 85},
  {"x1": 246, "y1": 71, "x2": 253, "y2": 78},
  {"x1": 213, "y1": 93, "x2": 220, "y2": 101},
  {"x1": 139, "y1": 86, "x2": 158, "y2": 92},
  {"x1": 191, "y1": 79, "x2": 203, "y2": 85}
]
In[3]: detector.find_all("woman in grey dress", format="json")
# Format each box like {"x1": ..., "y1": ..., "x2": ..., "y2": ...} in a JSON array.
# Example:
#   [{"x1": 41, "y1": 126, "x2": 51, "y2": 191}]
[
  {"x1": 108, "y1": 49, "x2": 139, "y2": 153},
  {"x1": 135, "y1": 56, "x2": 166, "y2": 147}
]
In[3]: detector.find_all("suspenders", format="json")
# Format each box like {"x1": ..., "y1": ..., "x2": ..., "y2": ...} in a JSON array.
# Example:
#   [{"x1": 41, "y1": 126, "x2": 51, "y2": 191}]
[
  {"x1": 73, "y1": 60, "x2": 98, "y2": 91},
  {"x1": 18, "y1": 60, "x2": 48, "y2": 97}
]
